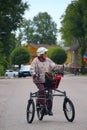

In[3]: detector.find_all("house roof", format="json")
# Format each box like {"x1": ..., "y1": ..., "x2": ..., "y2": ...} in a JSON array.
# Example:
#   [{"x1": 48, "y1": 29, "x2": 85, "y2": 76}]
[
  {"x1": 28, "y1": 43, "x2": 58, "y2": 48},
  {"x1": 25, "y1": 43, "x2": 71, "y2": 52}
]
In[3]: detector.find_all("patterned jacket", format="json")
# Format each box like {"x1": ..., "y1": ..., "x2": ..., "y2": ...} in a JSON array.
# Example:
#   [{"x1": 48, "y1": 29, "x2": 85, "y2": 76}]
[{"x1": 30, "y1": 57, "x2": 62, "y2": 83}]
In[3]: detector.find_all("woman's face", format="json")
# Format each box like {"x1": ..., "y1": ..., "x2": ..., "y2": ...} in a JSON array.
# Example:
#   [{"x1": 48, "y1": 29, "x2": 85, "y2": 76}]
[{"x1": 42, "y1": 52, "x2": 48, "y2": 59}]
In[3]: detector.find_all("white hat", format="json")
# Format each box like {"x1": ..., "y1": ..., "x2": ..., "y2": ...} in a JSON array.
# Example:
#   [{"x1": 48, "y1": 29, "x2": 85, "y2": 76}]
[{"x1": 37, "y1": 47, "x2": 48, "y2": 56}]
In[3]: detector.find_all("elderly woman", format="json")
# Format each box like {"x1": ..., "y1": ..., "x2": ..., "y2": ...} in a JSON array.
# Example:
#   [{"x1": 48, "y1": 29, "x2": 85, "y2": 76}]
[{"x1": 30, "y1": 47, "x2": 63, "y2": 115}]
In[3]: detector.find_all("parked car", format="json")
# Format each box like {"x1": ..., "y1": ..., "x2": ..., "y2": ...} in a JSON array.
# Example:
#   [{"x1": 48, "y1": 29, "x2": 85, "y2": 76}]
[
  {"x1": 5, "y1": 69, "x2": 18, "y2": 77},
  {"x1": 18, "y1": 65, "x2": 31, "y2": 77}
]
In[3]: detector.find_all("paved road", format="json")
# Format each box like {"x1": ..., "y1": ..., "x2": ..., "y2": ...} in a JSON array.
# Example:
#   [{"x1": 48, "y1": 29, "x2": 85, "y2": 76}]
[{"x1": 0, "y1": 76, "x2": 87, "y2": 130}]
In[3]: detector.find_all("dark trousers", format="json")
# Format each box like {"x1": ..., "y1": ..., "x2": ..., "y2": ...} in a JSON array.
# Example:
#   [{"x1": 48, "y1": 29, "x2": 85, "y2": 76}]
[{"x1": 35, "y1": 83, "x2": 53, "y2": 111}]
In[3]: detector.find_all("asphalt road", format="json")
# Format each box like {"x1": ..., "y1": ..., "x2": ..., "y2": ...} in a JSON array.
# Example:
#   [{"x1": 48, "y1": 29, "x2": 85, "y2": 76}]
[{"x1": 0, "y1": 75, "x2": 87, "y2": 130}]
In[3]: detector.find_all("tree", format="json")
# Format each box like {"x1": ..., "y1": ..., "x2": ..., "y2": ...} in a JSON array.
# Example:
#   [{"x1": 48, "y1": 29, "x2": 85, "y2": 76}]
[
  {"x1": 0, "y1": 53, "x2": 8, "y2": 73},
  {"x1": 59, "y1": 0, "x2": 87, "y2": 68},
  {"x1": 33, "y1": 12, "x2": 58, "y2": 44},
  {"x1": 0, "y1": 0, "x2": 29, "y2": 61},
  {"x1": 48, "y1": 47, "x2": 67, "y2": 64},
  {"x1": 1, "y1": 33, "x2": 18, "y2": 60},
  {"x1": 60, "y1": 1, "x2": 84, "y2": 42},
  {"x1": 10, "y1": 47, "x2": 31, "y2": 68},
  {"x1": 17, "y1": 12, "x2": 58, "y2": 45},
  {"x1": 18, "y1": 19, "x2": 34, "y2": 44},
  {"x1": 0, "y1": 0, "x2": 29, "y2": 33},
  {"x1": 0, "y1": 65, "x2": 4, "y2": 76}
]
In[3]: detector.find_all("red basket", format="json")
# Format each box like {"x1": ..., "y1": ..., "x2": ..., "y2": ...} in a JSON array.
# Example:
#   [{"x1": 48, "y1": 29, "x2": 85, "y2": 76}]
[{"x1": 50, "y1": 75, "x2": 61, "y2": 89}]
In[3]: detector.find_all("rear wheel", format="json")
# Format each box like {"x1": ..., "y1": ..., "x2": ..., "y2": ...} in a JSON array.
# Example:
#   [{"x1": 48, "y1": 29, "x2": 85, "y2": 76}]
[
  {"x1": 63, "y1": 97, "x2": 75, "y2": 122},
  {"x1": 26, "y1": 99, "x2": 35, "y2": 123}
]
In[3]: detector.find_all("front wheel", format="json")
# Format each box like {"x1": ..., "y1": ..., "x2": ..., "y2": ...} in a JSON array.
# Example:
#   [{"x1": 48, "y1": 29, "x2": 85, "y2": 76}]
[
  {"x1": 26, "y1": 99, "x2": 35, "y2": 123},
  {"x1": 37, "y1": 105, "x2": 44, "y2": 120},
  {"x1": 63, "y1": 97, "x2": 75, "y2": 122}
]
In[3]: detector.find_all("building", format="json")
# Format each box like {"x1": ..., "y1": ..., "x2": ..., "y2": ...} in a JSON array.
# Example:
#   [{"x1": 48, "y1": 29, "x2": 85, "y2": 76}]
[{"x1": 24, "y1": 43, "x2": 80, "y2": 67}]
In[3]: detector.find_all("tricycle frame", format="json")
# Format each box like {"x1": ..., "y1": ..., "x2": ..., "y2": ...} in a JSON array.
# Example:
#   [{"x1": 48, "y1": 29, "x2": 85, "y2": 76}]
[{"x1": 26, "y1": 86, "x2": 75, "y2": 123}]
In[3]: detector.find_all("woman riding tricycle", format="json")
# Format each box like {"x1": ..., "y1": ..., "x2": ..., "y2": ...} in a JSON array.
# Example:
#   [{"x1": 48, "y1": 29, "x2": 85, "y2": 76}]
[{"x1": 26, "y1": 47, "x2": 75, "y2": 123}]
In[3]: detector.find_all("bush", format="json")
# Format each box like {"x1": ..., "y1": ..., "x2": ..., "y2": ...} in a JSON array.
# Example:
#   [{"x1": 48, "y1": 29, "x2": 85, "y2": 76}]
[
  {"x1": 48, "y1": 47, "x2": 67, "y2": 64},
  {"x1": 11, "y1": 46, "x2": 31, "y2": 67}
]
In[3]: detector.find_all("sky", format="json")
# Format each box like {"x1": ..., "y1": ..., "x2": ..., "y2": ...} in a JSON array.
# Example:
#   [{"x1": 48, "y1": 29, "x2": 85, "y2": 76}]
[{"x1": 22, "y1": 0, "x2": 73, "y2": 41}]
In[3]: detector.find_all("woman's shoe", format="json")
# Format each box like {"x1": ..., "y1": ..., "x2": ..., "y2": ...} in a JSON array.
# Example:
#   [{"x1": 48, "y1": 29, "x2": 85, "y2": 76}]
[{"x1": 48, "y1": 111, "x2": 53, "y2": 116}]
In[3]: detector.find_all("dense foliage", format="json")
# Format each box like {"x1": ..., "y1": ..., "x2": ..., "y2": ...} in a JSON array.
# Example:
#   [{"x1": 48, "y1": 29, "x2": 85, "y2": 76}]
[
  {"x1": 60, "y1": 0, "x2": 87, "y2": 67},
  {"x1": 48, "y1": 47, "x2": 67, "y2": 64},
  {"x1": 17, "y1": 12, "x2": 58, "y2": 45},
  {"x1": 10, "y1": 47, "x2": 31, "y2": 68},
  {"x1": 0, "y1": 0, "x2": 29, "y2": 61}
]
